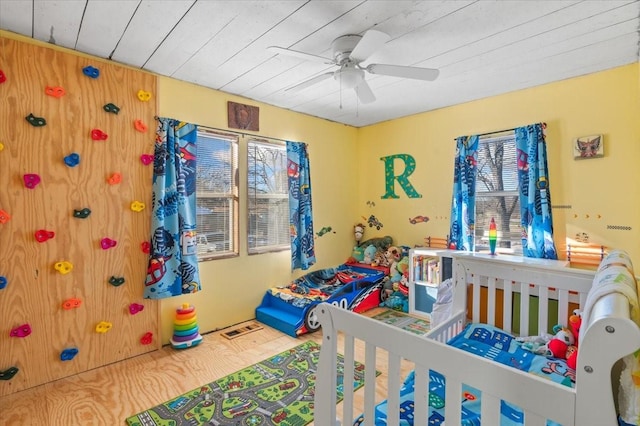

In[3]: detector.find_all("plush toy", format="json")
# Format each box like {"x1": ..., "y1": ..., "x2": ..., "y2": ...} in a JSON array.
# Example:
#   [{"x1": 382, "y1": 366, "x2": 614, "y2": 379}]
[
  {"x1": 363, "y1": 244, "x2": 377, "y2": 265},
  {"x1": 354, "y1": 223, "x2": 365, "y2": 245},
  {"x1": 521, "y1": 310, "x2": 581, "y2": 370}
]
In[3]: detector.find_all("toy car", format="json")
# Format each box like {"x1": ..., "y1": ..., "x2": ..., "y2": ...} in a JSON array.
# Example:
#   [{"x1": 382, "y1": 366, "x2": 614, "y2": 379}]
[
  {"x1": 255, "y1": 263, "x2": 387, "y2": 337},
  {"x1": 409, "y1": 215, "x2": 430, "y2": 224}
]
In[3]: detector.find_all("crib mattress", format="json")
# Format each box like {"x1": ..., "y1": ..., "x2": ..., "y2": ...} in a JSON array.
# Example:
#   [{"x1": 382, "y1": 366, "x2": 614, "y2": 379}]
[{"x1": 356, "y1": 323, "x2": 575, "y2": 426}]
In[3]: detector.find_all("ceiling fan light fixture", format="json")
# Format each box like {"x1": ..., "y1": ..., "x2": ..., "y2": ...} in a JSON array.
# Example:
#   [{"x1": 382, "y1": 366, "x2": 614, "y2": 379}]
[{"x1": 335, "y1": 66, "x2": 364, "y2": 89}]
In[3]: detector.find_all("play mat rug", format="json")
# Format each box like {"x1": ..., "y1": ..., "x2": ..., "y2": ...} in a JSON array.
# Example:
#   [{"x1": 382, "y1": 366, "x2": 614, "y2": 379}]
[
  {"x1": 125, "y1": 341, "x2": 372, "y2": 426},
  {"x1": 371, "y1": 309, "x2": 431, "y2": 336}
]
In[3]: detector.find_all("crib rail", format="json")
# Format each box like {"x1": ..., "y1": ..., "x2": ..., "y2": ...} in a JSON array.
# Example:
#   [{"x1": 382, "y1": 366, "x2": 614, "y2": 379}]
[
  {"x1": 315, "y1": 303, "x2": 577, "y2": 426},
  {"x1": 452, "y1": 253, "x2": 596, "y2": 336}
]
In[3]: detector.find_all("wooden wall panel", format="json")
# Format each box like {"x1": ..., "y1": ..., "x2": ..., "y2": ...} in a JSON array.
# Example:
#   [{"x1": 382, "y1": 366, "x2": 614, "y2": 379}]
[{"x1": 0, "y1": 36, "x2": 159, "y2": 396}]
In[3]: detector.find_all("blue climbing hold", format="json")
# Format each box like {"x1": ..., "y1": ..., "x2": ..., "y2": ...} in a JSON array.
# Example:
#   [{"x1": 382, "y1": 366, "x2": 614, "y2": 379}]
[
  {"x1": 60, "y1": 348, "x2": 79, "y2": 361},
  {"x1": 64, "y1": 153, "x2": 80, "y2": 167},
  {"x1": 0, "y1": 276, "x2": 6, "y2": 289},
  {"x1": 82, "y1": 65, "x2": 100, "y2": 78}
]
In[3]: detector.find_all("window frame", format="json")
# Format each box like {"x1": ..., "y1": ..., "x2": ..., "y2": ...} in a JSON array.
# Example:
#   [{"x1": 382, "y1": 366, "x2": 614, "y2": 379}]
[
  {"x1": 246, "y1": 138, "x2": 290, "y2": 255},
  {"x1": 195, "y1": 129, "x2": 239, "y2": 261}
]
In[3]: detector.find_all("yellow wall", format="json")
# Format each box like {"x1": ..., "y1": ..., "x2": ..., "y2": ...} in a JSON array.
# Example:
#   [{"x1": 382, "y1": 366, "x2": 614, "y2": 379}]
[
  {"x1": 5, "y1": 30, "x2": 640, "y2": 345},
  {"x1": 157, "y1": 77, "x2": 359, "y2": 343},
  {"x1": 357, "y1": 64, "x2": 640, "y2": 265}
]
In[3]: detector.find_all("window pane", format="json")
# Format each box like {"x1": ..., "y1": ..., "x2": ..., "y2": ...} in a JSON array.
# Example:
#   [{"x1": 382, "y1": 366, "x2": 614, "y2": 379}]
[
  {"x1": 474, "y1": 135, "x2": 522, "y2": 255},
  {"x1": 248, "y1": 140, "x2": 289, "y2": 253},
  {"x1": 196, "y1": 131, "x2": 238, "y2": 259}
]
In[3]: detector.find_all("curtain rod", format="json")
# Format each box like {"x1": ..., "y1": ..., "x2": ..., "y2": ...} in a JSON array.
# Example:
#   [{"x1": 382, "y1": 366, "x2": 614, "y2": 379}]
[
  {"x1": 154, "y1": 116, "x2": 291, "y2": 143},
  {"x1": 453, "y1": 126, "x2": 518, "y2": 140},
  {"x1": 199, "y1": 124, "x2": 290, "y2": 143}
]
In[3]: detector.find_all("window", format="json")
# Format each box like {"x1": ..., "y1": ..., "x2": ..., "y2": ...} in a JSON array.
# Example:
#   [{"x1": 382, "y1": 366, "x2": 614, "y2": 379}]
[
  {"x1": 195, "y1": 130, "x2": 238, "y2": 260},
  {"x1": 247, "y1": 139, "x2": 289, "y2": 254},
  {"x1": 474, "y1": 134, "x2": 522, "y2": 255}
]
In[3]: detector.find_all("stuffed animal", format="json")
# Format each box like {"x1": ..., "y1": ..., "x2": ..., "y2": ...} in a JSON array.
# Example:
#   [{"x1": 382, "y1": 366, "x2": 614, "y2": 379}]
[
  {"x1": 521, "y1": 310, "x2": 581, "y2": 370},
  {"x1": 363, "y1": 244, "x2": 377, "y2": 265}
]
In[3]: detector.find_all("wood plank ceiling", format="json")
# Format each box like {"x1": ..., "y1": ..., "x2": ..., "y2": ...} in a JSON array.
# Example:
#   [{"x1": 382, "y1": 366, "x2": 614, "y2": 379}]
[{"x1": 1, "y1": 0, "x2": 639, "y2": 127}]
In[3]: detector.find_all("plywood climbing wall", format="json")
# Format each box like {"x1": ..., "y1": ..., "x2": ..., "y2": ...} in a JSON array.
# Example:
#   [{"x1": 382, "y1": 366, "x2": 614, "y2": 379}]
[{"x1": 0, "y1": 36, "x2": 159, "y2": 396}]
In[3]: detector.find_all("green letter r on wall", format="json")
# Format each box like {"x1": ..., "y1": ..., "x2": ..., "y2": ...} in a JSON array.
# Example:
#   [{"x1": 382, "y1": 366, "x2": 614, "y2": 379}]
[{"x1": 380, "y1": 154, "x2": 422, "y2": 199}]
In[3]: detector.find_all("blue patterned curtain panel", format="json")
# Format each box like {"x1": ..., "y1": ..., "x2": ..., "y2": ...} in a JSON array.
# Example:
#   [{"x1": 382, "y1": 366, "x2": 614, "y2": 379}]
[
  {"x1": 287, "y1": 141, "x2": 316, "y2": 271},
  {"x1": 515, "y1": 123, "x2": 558, "y2": 259},
  {"x1": 145, "y1": 117, "x2": 201, "y2": 299},
  {"x1": 449, "y1": 135, "x2": 479, "y2": 251}
]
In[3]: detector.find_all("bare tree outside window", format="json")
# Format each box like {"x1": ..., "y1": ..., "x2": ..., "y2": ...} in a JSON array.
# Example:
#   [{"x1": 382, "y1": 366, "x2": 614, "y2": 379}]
[{"x1": 474, "y1": 135, "x2": 522, "y2": 254}]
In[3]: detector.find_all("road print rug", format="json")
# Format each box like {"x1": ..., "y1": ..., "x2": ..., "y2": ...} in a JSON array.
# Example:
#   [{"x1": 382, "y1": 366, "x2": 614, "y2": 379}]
[
  {"x1": 125, "y1": 341, "x2": 371, "y2": 426},
  {"x1": 371, "y1": 309, "x2": 432, "y2": 336}
]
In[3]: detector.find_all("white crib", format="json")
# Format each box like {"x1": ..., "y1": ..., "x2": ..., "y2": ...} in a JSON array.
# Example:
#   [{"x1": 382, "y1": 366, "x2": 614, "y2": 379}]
[{"x1": 314, "y1": 251, "x2": 640, "y2": 426}]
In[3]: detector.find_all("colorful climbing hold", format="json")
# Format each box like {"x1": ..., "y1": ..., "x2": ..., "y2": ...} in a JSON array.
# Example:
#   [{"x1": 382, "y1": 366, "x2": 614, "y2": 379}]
[
  {"x1": 10, "y1": 324, "x2": 31, "y2": 338},
  {"x1": 100, "y1": 238, "x2": 117, "y2": 249},
  {"x1": 133, "y1": 119, "x2": 148, "y2": 133},
  {"x1": 0, "y1": 142, "x2": 4, "y2": 151},
  {"x1": 25, "y1": 113, "x2": 46, "y2": 127},
  {"x1": 170, "y1": 303, "x2": 203, "y2": 349},
  {"x1": 129, "y1": 303, "x2": 144, "y2": 315},
  {"x1": 0, "y1": 276, "x2": 6, "y2": 290},
  {"x1": 141, "y1": 241, "x2": 151, "y2": 254},
  {"x1": 54, "y1": 261, "x2": 73, "y2": 274},
  {"x1": 64, "y1": 153, "x2": 80, "y2": 167},
  {"x1": 60, "y1": 348, "x2": 79, "y2": 361},
  {"x1": 107, "y1": 173, "x2": 122, "y2": 185},
  {"x1": 90, "y1": 128, "x2": 108, "y2": 141},
  {"x1": 103, "y1": 103, "x2": 120, "y2": 114},
  {"x1": 140, "y1": 154, "x2": 153, "y2": 165},
  {"x1": 95, "y1": 321, "x2": 112, "y2": 333},
  {"x1": 0, "y1": 367, "x2": 18, "y2": 380},
  {"x1": 62, "y1": 298, "x2": 82, "y2": 310},
  {"x1": 73, "y1": 208, "x2": 91, "y2": 219},
  {"x1": 23, "y1": 174, "x2": 41, "y2": 189},
  {"x1": 82, "y1": 65, "x2": 100, "y2": 78},
  {"x1": 140, "y1": 332, "x2": 153, "y2": 345},
  {"x1": 136, "y1": 90, "x2": 151, "y2": 102},
  {"x1": 130, "y1": 201, "x2": 145, "y2": 212},
  {"x1": 45, "y1": 86, "x2": 66, "y2": 98},
  {"x1": 0, "y1": 210, "x2": 10, "y2": 224},
  {"x1": 35, "y1": 229, "x2": 55, "y2": 242},
  {"x1": 108, "y1": 276, "x2": 125, "y2": 287},
  {"x1": 0, "y1": 69, "x2": 6, "y2": 83}
]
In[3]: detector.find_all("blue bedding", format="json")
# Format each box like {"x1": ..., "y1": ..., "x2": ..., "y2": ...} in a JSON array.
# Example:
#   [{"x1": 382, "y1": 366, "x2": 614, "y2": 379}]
[{"x1": 355, "y1": 323, "x2": 576, "y2": 426}]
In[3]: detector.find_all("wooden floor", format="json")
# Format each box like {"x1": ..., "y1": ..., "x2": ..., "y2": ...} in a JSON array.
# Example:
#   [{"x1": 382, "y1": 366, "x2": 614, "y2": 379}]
[{"x1": 0, "y1": 308, "x2": 396, "y2": 426}]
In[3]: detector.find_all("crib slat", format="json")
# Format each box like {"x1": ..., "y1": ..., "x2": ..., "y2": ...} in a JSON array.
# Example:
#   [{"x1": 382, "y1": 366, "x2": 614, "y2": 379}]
[
  {"x1": 444, "y1": 377, "x2": 462, "y2": 426},
  {"x1": 520, "y1": 281, "x2": 530, "y2": 336},
  {"x1": 386, "y1": 353, "x2": 401, "y2": 426},
  {"x1": 343, "y1": 336, "x2": 355, "y2": 425},
  {"x1": 480, "y1": 392, "x2": 501, "y2": 425},
  {"x1": 538, "y1": 286, "x2": 549, "y2": 335},
  {"x1": 558, "y1": 289, "x2": 569, "y2": 328},
  {"x1": 487, "y1": 276, "x2": 496, "y2": 326},
  {"x1": 472, "y1": 274, "x2": 481, "y2": 323},
  {"x1": 364, "y1": 342, "x2": 377, "y2": 424},
  {"x1": 414, "y1": 368, "x2": 428, "y2": 426},
  {"x1": 503, "y1": 280, "x2": 513, "y2": 334},
  {"x1": 524, "y1": 410, "x2": 546, "y2": 426}
]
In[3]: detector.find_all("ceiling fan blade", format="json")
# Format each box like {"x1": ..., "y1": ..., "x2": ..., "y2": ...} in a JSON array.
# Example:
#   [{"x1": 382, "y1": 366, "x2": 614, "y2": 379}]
[
  {"x1": 268, "y1": 46, "x2": 334, "y2": 64},
  {"x1": 365, "y1": 63, "x2": 440, "y2": 81},
  {"x1": 349, "y1": 30, "x2": 390, "y2": 63},
  {"x1": 285, "y1": 72, "x2": 335, "y2": 92},
  {"x1": 355, "y1": 79, "x2": 376, "y2": 104}
]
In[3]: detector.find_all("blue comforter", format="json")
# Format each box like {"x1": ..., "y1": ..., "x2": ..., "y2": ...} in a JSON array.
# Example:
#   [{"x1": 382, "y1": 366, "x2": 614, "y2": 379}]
[{"x1": 355, "y1": 323, "x2": 576, "y2": 426}]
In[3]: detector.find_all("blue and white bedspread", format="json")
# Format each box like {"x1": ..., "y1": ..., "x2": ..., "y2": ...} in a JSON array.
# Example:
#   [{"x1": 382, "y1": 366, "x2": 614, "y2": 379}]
[{"x1": 354, "y1": 323, "x2": 576, "y2": 426}]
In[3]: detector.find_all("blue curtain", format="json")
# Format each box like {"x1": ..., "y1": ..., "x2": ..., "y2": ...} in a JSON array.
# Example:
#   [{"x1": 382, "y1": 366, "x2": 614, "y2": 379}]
[
  {"x1": 449, "y1": 135, "x2": 479, "y2": 251},
  {"x1": 515, "y1": 123, "x2": 558, "y2": 259},
  {"x1": 287, "y1": 141, "x2": 316, "y2": 271},
  {"x1": 144, "y1": 117, "x2": 201, "y2": 299}
]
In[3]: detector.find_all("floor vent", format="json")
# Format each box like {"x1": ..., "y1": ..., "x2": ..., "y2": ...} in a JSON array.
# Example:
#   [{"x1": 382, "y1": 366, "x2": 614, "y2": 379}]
[{"x1": 220, "y1": 321, "x2": 264, "y2": 340}]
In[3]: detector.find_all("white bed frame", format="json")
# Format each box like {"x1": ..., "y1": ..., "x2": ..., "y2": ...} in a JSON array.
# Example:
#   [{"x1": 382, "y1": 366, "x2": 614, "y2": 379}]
[{"x1": 315, "y1": 252, "x2": 640, "y2": 426}]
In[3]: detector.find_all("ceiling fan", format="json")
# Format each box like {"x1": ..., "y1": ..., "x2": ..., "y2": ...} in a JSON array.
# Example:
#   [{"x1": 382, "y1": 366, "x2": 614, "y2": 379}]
[{"x1": 268, "y1": 29, "x2": 439, "y2": 104}]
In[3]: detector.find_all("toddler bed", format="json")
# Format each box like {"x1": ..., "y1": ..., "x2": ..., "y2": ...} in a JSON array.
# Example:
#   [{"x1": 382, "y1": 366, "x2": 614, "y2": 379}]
[{"x1": 315, "y1": 250, "x2": 640, "y2": 426}]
